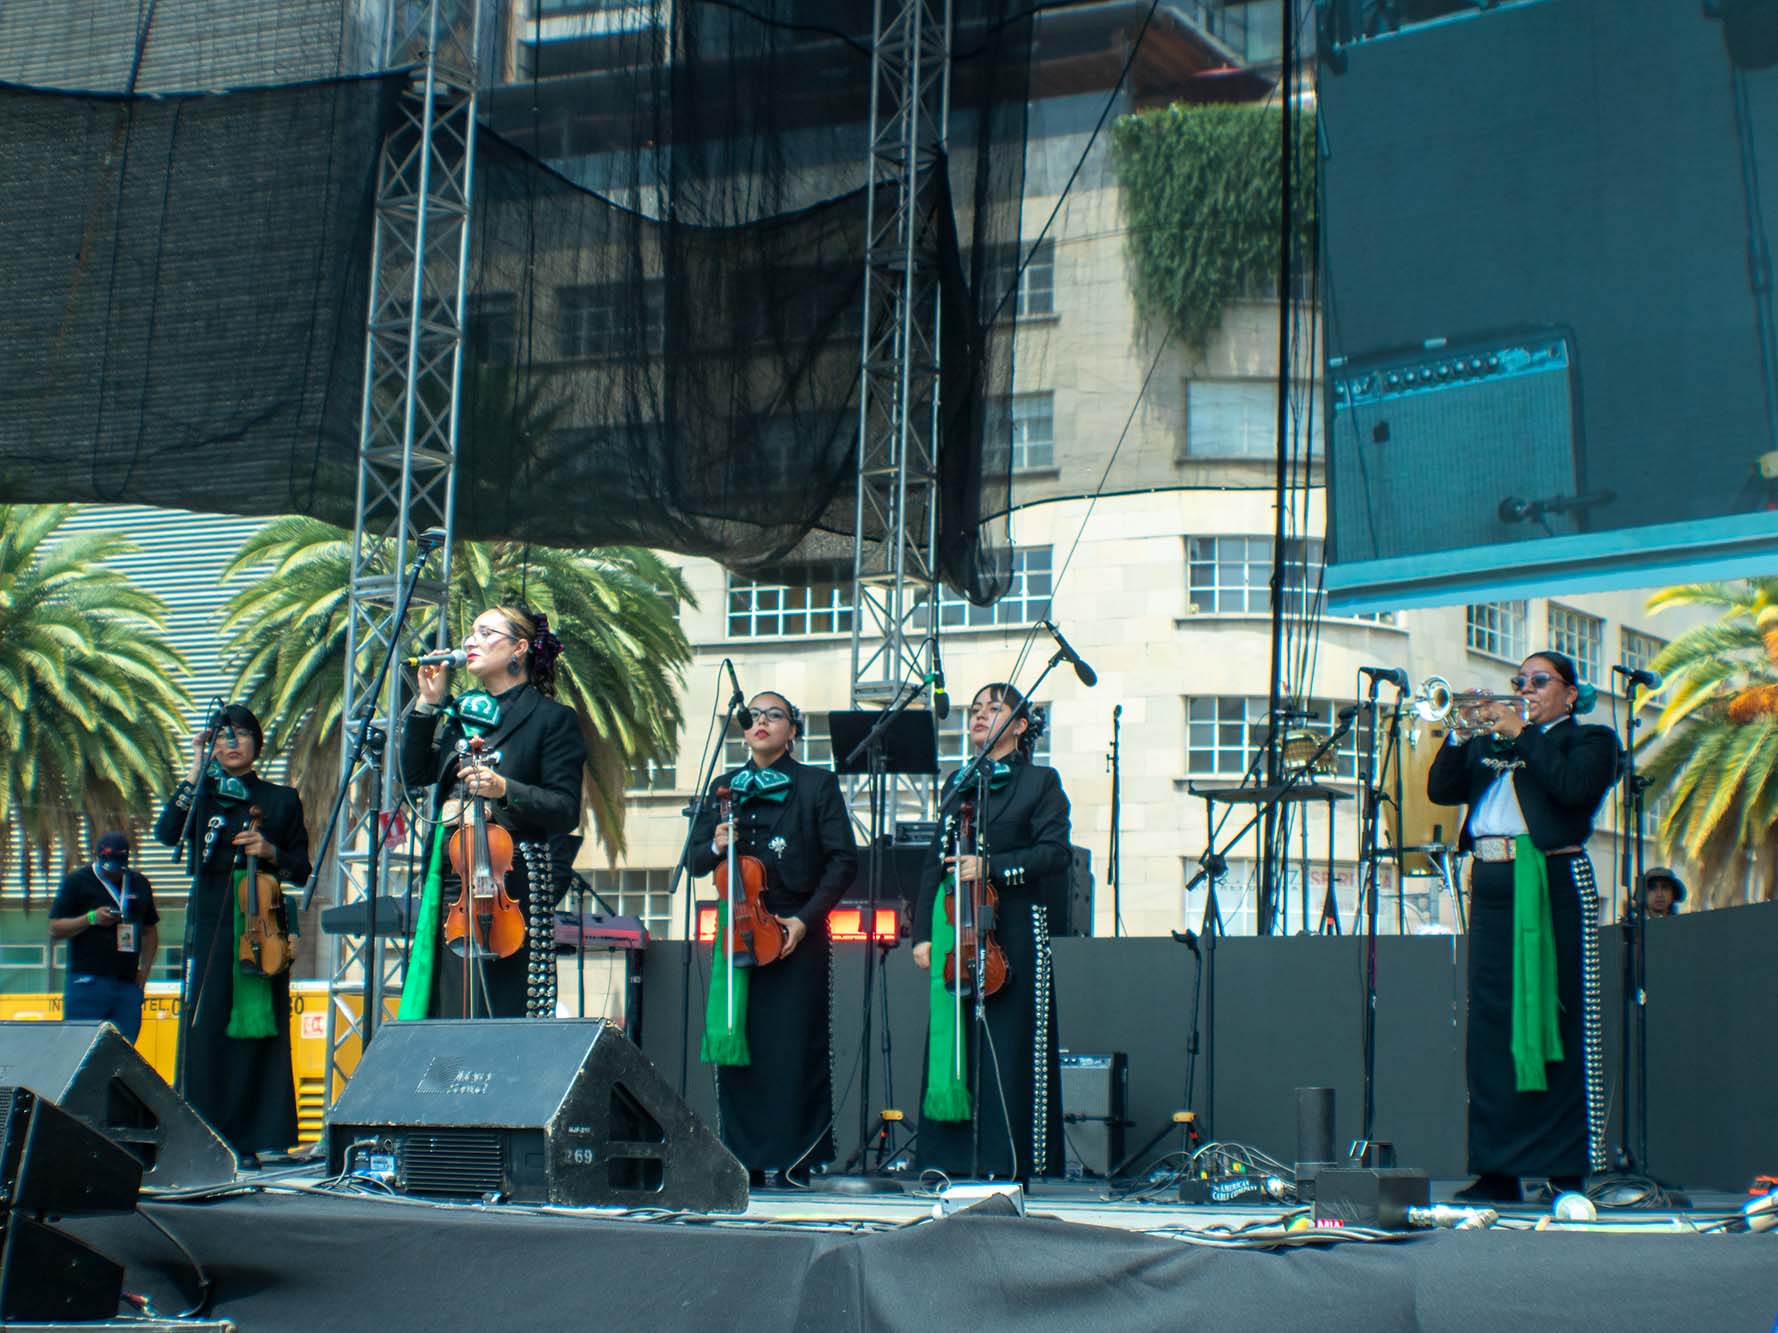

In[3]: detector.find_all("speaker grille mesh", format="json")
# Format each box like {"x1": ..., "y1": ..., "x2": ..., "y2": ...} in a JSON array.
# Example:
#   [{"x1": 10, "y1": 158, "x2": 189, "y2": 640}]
[{"x1": 400, "y1": 1129, "x2": 504, "y2": 1196}]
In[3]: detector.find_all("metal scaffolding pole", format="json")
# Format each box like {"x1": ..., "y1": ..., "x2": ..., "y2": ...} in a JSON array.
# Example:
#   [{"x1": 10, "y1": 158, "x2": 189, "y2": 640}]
[
  {"x1": 849, "y1": 0, "x2": 952, "y2": 824},
  {"x1": 323, "y1": 0, "x2": 479, "y2": 1106}
]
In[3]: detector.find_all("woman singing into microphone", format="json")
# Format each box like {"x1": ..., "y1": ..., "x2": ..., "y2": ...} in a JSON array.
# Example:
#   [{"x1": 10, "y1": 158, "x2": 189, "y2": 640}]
[
  {"x1": 913, "y1": 683, "x2": 1071, "y2": 1181},
  {"x1": 689, "y1": 691, "x2": 857, "y2": 1186},
  {"x1": 1428, "y1": 649, "x2": 1619, "y2": 1202},
  {"x1": 400, "y1": 599, "x2": 585, "y2": 1020}
]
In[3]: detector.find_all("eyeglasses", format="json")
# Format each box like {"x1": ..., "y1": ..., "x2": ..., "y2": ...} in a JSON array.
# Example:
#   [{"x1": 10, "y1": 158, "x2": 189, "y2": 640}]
[
  {"x1": 1510, "y1": 672, "x2": 1559, "y2": 691},
  {"x1": 462, "y1": 626, "x2": 518, "y2": 646},
  {"x1": 750, "y1": 707, "x2": 791, "y2": 724}
]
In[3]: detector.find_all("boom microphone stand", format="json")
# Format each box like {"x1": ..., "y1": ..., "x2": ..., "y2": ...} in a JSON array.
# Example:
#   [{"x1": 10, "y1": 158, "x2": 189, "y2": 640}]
[
  {"x1": 1614, "y1": 672, "x2": 1652, "y2": 1174},
  {"x1": 173, "y1": 694, "x2": 228, "y2": 1099}
]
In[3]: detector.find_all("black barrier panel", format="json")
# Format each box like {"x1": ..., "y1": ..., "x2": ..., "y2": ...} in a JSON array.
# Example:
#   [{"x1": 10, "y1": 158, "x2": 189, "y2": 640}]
[
  {"x1": 1320, "y1": 0, "x2": 1778, "y2": 610},
  {"x1": 643, "y1": 904, "x2": 1778, "y2": 1190}
]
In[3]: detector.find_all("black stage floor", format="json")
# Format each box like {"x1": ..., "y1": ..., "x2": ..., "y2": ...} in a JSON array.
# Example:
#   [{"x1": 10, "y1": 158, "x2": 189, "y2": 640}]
[{"x1": 63, "y1": 1171, "x2": 1778, "y2": 1331}]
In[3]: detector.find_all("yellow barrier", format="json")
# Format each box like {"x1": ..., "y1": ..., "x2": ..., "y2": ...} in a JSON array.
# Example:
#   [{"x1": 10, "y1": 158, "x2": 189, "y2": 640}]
[{"x1": 0, "y1": 982, "x2": 396, "y2": 1145}]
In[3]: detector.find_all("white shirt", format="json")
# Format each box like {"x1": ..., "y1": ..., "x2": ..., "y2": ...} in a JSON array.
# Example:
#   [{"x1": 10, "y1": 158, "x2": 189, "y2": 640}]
[{"x1": 1455, "y1": 716, "x2": 1570, "y2": 838}]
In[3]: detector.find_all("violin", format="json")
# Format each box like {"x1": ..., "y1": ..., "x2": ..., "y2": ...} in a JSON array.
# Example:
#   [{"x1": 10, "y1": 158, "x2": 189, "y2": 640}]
[
  {"x1": 713, "y1": 784, "x2": 786, "y2": 976},
  {"x1": 444, "y1": 737, "x2": 525, "y2": 963},
  {"x1": 943, "y1": 797, "x2": 1008, "y2": 999},
  {"x1": 236, "y1": 805, "x2": 294, "y2": 977}
]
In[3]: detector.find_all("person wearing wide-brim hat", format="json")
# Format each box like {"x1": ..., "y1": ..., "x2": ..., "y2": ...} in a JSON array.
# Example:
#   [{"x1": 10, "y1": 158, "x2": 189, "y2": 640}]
[{"x1": 1638, "y1": 867, "x2": 1687, "y2": 918}]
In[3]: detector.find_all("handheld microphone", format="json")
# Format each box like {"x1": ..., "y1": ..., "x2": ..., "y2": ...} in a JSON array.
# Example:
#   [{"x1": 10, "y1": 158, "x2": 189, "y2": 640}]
[
  {"x1": 1040, "y1": 620, "x2": 1098, "y2": 687},
  {"x1": 224, "y1": 723, "x2": 238, "y2": 745},
  {"x1": 724, "y1": 659, "x2": 753, "y2": 729},
  {"x1": 1612, "y1": 664, "x2": 1663, "y2": 691},
  {"x1": 930, "y1": 641, "x2": 950, "y2": 720},
  {"x1": 404, "y1": 648, "x2": 469, "y2": 669},
  {"x1": 1359, "y1": 665, "x2": 1409, "y2": 690}
]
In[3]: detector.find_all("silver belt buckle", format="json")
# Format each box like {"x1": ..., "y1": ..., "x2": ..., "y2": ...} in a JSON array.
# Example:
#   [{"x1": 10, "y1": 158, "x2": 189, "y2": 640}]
[{"x1": 1475, "y1": 836, "x2": 1514, "y2": 862}]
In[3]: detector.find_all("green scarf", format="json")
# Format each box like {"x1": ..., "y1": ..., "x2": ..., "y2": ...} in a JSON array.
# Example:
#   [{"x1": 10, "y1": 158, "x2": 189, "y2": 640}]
[
  {"x1": 1509, "y1": 834, "x2": 1564, "y2": 1091},
  {"x1": 700, "y1": 901, "x2": 751, "y2": 1066},
  {"x1": 396, "y1": 819, "x2": 454, "y2": 1021},
  {"x1": 449, "y1": 689, "x2": 502, "y2": 736},
  {"x1": 224, "y1": 872, "x2": 278, "y2": 1039},
  {"x1": 205, "y1": 760, "x2": 250, "y2": 806},
  {"x1": 922, "y1": 879, "x2": 972, "y2": 1121},
  {"x1": 730, "y1": 765, "x2": 791, "y2": 804}
]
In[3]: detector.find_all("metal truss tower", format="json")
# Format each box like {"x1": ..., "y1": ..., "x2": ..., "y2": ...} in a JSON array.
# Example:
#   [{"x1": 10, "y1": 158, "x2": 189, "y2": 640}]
[
  {"x1": 324, "y1": 0, "x2": 479, "y2": 1105},
  {"x1": 849, "y1": 0, "x2": 953, "y2": 817}
]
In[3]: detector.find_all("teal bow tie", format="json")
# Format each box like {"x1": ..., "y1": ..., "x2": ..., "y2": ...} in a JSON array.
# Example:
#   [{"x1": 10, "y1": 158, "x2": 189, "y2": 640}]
[
  {"x1": 205, "y1": 760, "x2": 250, "y2": 805},
  {"x1": 448, "y1": 690, "x2": 502, "y2": 736},
  {"x1": 731, "y1": 766, "x2": 791, "y2": 804}
]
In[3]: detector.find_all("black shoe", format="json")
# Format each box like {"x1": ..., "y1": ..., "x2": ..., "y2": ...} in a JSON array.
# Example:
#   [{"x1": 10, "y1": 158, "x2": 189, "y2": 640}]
[
  {"x1": 747, "y1": 1169, "x2": 766, "y2": 1188},
  {"x1": 1454, "y1": 1173, "x2": 1521, "y2": 1204}
]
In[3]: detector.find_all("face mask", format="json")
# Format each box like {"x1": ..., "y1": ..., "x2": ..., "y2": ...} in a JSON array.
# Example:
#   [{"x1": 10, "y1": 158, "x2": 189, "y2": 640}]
[{"x1": 97, "y1": 856, "x2": 127, "y2": 877}]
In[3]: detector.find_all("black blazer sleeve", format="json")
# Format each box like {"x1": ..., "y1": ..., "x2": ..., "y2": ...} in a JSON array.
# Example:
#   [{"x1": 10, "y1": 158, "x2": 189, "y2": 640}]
[
  {"x1": 500, "y1": 704, "x2": 585, "y2": 835},
  {"x1": 267, "y1": 787, "x2": 312, "y2": 887},
  {"x1": 153, "y1": 783, "x2": 196, "y2": 850},
  {"x1": 1511, "y1": 723, "x2": 1620, "y2": 811},
  {"x1": 988, "y1": 767, "x2": 1072, "y2": 902},
  {"x1": 1426, "y1": 735, "x2": 1474, "y2": 806},
  {"x1": 687, "y1": 774, "x2": 731, "y2": 878},
  {"x1": 797, "y1": 770, "x2": 859, "y2": 925}
]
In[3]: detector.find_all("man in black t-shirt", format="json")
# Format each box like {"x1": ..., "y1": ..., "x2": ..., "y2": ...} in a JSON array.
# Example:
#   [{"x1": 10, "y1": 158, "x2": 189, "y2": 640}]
[{"x1": 49, "y1": 831, "x2": 160, "y2": 1042}]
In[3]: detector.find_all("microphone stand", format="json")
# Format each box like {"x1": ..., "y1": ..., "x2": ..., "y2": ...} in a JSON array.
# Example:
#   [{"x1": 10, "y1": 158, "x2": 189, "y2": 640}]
[
  {"x1": 1614, "y1": 677, "x2": 1651, "y2": 1173},
  {"x1": 1358, "y1": 682, "x2": 1406, "y2": 1148},
  {"x1": 173, "y1": 695, "x2": 228, "y2": 1099},
  {"x1": 1108, "y1": 704, "x2": 1122, "y2": 937},
  {"x1": 297, "y1": 531, "x2": 441, "y2": 1042},
  {"x1": 673, "y1": 676, "x2": 748, "y2": 1096},
  {"x1": 838, "y1": 674, "x2": 927, "y2": 1176}
]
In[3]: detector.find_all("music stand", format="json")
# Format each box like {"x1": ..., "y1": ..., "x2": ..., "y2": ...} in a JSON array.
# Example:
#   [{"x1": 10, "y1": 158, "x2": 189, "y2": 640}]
[{"x1": 830, "y1": 706, "x2": 939, "y2": 1178}]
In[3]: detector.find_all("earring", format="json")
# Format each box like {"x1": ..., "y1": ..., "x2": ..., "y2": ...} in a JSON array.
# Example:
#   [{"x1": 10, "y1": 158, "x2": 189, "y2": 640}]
[{"x1": 507, "y1": 657, "x2": 523, "y2": 676}]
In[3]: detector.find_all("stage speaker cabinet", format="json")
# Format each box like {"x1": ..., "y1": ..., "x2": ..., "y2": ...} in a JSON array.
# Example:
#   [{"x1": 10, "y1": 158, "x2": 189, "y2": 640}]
[
  {"x1": 1059, "y1": 1050, "x2": 1126, "y2": 1179},
  {"x1": 0, "y1": 1085, "x2": 143, "y2": 1322},
  {"x1": 1060, "y1": 845, "x2": 1094, "y2": 937},
  {"x1": 326, "y1": 1018, "x2": 747, "y2": 1213},
  {"x1": 1329, "y1": 327, "x2": 1583, "y2": 563},
  {"x1": 0, "y1": 1021, "x2": 236, "y2": 1189}
]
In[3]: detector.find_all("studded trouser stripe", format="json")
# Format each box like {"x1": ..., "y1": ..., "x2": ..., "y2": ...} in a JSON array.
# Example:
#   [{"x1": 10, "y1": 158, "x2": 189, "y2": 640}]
[
  {"x1": 520, "y1": 842, "x2": 556, "y2": 1019},
  {"x1": 1031, "y1": 904, "x2": 1053, "y2": 1177},
  {"x1": 1573, "y1": 855, "x2": 1607, "y2": 1174}
]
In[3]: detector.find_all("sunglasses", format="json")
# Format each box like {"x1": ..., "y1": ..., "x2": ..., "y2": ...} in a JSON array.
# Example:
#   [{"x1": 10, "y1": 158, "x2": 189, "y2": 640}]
[{"x1": 1509, "y1": 672, "x2": 1560, "y2": 691}]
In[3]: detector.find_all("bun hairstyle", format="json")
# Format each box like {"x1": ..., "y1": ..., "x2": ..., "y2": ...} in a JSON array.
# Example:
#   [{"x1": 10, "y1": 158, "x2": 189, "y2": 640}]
[
  {"x1": 1530, "y1": 649, "x2": 1596, "y2": 716},
  {"x1": 494, "y1": 595, "x2": 565, "y2": 697},
  {"x1": 978, "y1": 682, "x2": 1044, "y2": 755},
  {"x1": 754, "y1": 691, "x2": 805, "y2": 742}
]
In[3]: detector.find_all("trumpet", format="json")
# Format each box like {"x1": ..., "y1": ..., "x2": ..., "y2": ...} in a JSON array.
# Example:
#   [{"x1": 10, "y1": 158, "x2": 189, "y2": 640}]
[{"x1": 1406, "y1": 676, "x2": 1528, "y2": 739}]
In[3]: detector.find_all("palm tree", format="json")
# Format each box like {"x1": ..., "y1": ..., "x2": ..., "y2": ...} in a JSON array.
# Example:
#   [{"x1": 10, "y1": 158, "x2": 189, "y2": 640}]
[
  {"x1": 0, "y1": 505, "x2": 191, "y2": 899},
  {"x1": 1640, "y1": 579, "x2": 1778, "y2": 906},
  {"x1": 218, "y1": 516, "x2": 693, "y2": 859}
]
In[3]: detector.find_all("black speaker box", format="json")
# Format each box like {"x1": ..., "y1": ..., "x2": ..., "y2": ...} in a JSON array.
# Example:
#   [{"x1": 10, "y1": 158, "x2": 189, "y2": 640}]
[
  {"x1": 1061, "y1": 845, "x2": 1094, "y2": 936},
  {"x1": 0, "y1": 1086, "x2": 141, "y2": 1322},
  {"x1": 327, "y1": 1019, "x2": 747, "y2": 1212},
  {"x1": 1060, "y1": 1050, "x2": 1126, "y2": 1179},
  {"x1": 0, "y1": 1022, "x2": 235, "y2": 1189}
]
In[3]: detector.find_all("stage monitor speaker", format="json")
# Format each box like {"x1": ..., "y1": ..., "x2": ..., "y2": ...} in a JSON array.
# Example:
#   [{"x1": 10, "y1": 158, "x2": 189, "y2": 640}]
[
  {"x1": 0, "y1": 1086, "x2": 141, "y2": 1322},
  {"x1": 1328, "y1": 327, "x2": 1582, "y2": 563},
  {"x1": 0, "y1": 1022, "x2": 235, "y2": 1189},
  {"x1": 1060, "y1": 1050, "x2": 1126, "y2": 1179},
  {"x1": 327, "y1": 1018, "x2": 747, "y2": 1212}
]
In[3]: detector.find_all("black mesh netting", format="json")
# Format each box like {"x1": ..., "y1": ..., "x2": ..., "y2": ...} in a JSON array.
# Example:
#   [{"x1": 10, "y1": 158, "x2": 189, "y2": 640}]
[{"x1": 0, "y1": 1, "x2": 1030, "y2": 599}]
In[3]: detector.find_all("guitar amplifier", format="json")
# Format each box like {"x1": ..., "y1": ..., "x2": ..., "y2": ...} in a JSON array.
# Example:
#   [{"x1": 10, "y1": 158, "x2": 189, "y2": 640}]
[{"x1": 1060, "y1": 1050, "x2": 1126, "y2": 1179}]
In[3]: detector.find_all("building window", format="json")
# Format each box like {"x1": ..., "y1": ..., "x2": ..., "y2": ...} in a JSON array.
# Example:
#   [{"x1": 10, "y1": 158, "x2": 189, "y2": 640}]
[
  {"x1": 558, "y1": 281, "x2": 663, "y2": 359},
  {"x1": 1186, "y1": 380, "x2": 1323, "y2": 460},
  {"x1": 937, "y1": 705, "x2": 1052, "y2": 769},
  {"x1": 1467, "y1": 601, "x2": 1528, "y2": 662},
  {"x1": 988, "y1": 237, "x2": 1055, "y2": 319},
  {"x1": 1187, "y1": 536, "x2": 1394, "y2": 622},
  {"x1": 724, "y1": 713, "x2": 835, "y2": 772},
  {"x1": 468, "y1": 292, "x2": 517, "y2": 362},
  {"x1": 1621, "y1": 628, "x2": 1667, "y2": 679},
  {"x1": 1547, "y1": 604, "x2": 1603, "y2": 684},
  {"x1": 585, "y1": 867, "x2": 675, "y2": 938},
  {"x1": 727, "y1": 577, "x2": 854, "y2": 637},
  {"x1": 625, "y1": 756, "x2": 678, "y2": 792},
  {"x1": 1009, "y1": 393, "x2": 1054, "y2": 470},
  {"x1": 1186, "y1": 696, "x2": 1360, "y2": 780},
  {"x1": 938, "y1": 547, "x2": 1052, "y2": 629}
]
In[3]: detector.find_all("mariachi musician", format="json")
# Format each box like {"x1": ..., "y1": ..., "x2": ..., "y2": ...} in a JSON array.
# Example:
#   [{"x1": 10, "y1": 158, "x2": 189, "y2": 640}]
[
  {"x1": 912, "y1": 682, "x2": 1071, "y2": 1182},
  {"x1": 401, "y1": 599, "x2": 585, "y2": 1020},
  {"x1": 1428, "y1": 649, "x2": 1619, "y2": 1203},
  {"x1": 153, "y1": 704, "x2": 309, "y2": 1163},
  {"x1": 689, "y1": 691, "x2": 857, "y2": 1187}
]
